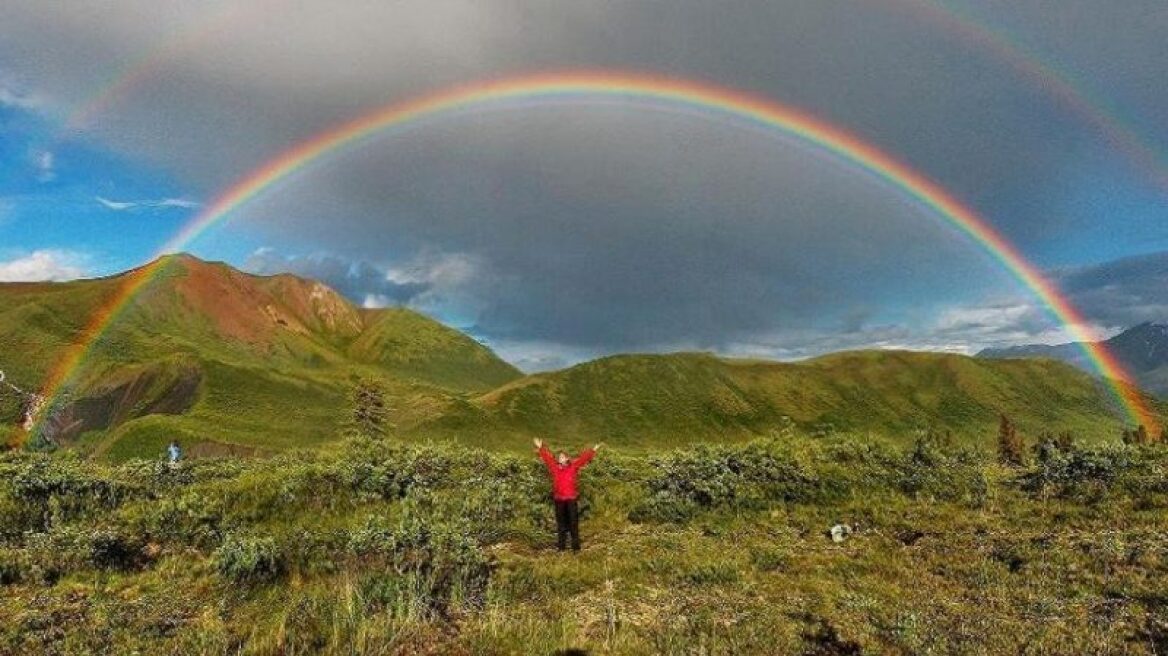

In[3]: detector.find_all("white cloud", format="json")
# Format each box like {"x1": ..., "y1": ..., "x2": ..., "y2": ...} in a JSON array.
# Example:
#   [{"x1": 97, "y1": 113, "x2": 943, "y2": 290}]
[
  {"x1": 96, "y1": 196, "x2": 137, "y2": 210},
  {"x1": 157, "y1": 197, "x2": 200, "y2": 208},
  {"x1": 95, "y1": 196, "x2": 200, "y2": 211},
  {"x1": 0, "y1": 81, "x2": 44, "y2": 109},
  {"x1": 486, "y1": 338, "x2": 602, "y2": 373},
  {"x1": 0, "y1": 250, "x2": 87, "y2": 282},
  {"x1": 385, "y1": 251, "x2": 479, "y2": 287},
  {"x1": 362, "y1": 294, "x2": 391, "y2": 309},
  {"x1": 0, "y1": 197, "x2": 14, "y2": 226},
  {"x1": 33, "y1": 150, "x2": 55, "y2": 182}
]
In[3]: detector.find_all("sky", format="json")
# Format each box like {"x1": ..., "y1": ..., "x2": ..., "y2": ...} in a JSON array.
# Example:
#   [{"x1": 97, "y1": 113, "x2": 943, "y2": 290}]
[{"x1": 0, "y1": 0, "x2": 1165, "y2": 371}]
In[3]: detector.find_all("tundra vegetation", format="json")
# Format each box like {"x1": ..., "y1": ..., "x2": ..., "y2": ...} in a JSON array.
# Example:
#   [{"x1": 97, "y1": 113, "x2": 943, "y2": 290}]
[
  {"x1": 3, "y1": 261, "x2": 1168, "y2": 653},
  {"x1": 1, "y1": 420, "x2": 1167, "y2": 655}
]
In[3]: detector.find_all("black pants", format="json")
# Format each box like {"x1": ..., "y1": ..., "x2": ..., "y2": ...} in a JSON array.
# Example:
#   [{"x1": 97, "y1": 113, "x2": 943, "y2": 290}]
[{"x1": 554, "y1": 499, "x2": 581, "y2": 551}]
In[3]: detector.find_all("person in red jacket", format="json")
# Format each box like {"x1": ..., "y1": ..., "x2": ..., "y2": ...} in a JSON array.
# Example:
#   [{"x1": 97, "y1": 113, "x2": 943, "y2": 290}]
[{"x1": 534, "y1": 437, "x2": 602, "y2": 552}]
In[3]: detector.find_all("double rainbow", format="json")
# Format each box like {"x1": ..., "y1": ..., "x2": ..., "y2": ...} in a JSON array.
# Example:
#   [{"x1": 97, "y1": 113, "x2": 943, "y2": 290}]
[{"x1": 32, "y1": 71, "x2": 1157, "y2": 433}]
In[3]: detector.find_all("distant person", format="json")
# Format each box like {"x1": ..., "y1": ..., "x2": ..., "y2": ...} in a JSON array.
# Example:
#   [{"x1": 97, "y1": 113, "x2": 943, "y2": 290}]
[
  {"x1": 534, "y1": 437, "x2": 602, "y2": 552},
  {"x1": 167, "y1": 441, "x2": 182, "y2": 465}
]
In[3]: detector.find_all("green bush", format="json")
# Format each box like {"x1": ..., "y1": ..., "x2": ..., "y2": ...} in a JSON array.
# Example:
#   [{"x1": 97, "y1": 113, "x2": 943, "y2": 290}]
[
  {"x1": 894, "y1": 437, "x2": 988, "y2": 506},
  {"x1": 1021, "y1": 444, "x2": 1136, "y2": 501},
  {"x1": 682, "y1": 561, "x2": 741, "y2": 586},
  {"x1": 347, "y1": 505, "x2": 491, "y2": 616},
  {"x1": 628, "y1": 494, "x2": 699, "y2": 524},
  {"x1": 631, "y1": 440, "x2": 819, "y2": 519},
  {"x1": 213, "y1": 533, "x2": 285, "y2": 583},
  {"x1": 749, "y1": 544, "x2": 790, "y2": 572},
  {"x1": 86, "y1": 527, "x2": 150, "y2": 571},
  {"x1": 0, "y1": 453, "x2": 144, "y2": 530},
  {"x1": 0, "y1": 548, "x2": 27, "y2": 585}
]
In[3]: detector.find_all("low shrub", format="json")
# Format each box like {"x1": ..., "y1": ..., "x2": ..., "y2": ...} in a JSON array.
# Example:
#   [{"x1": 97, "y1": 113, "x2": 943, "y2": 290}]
[
  {"x1": 1020, "y1": 444, "x2": 1138, "y2": 501},
  {"x1": 628, "y1": 494, "x2": 698, "y2": 524},
  {"x1": 213, "y1": 533, "x2": 285, "y2": 583},
  {"x1": 894, "y1": 437, "x2": 988, "y2": 506},
  {"x1": 682, "y1": 561, "x2": 741, "y2": 586},
  {"x1": 630, "y1": 440, "x2": 819, "y2": 522},
  {"x1": 0, "y1": 548, "x2": 27, "y2": 585},
  {"x1": 86, "y1": 527, "x2": 150, "y2": 571},
  {"x1": 0, "y1": 453, "x2": 144, "y2": 530},
  {"x1": 347, "y1": 504, "x2": 491, "y2": 616}
]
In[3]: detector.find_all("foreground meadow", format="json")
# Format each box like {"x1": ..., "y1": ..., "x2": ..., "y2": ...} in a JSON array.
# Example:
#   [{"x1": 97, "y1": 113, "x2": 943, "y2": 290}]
[{"x1": 1, "y1": 430, "x2": 1167, "y2": 655}]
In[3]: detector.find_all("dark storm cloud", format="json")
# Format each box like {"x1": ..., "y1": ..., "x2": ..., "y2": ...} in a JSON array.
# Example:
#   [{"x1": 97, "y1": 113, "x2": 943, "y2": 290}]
[
  {"x1": 1053, "y1": 251, "x2": 1168, "y2": 328},
  {"x1": 3, "y1": 1, "x2": 1163, "y2": 213},
  {"x1": 239, "y1": 107, "x2": 1004, "y2": 350},
  {"x1": 0, "y1": 1, "x2": 1164, "y2": 361}
]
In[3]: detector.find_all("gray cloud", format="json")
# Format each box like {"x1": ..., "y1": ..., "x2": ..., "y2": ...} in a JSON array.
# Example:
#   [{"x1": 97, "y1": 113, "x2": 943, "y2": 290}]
[
  {"x1": 1053, "y1": 251, "x2": 1168, "y2": 328},
  {"x1": 1, "y1": 1, "x2": 1164, "y2": 365}
]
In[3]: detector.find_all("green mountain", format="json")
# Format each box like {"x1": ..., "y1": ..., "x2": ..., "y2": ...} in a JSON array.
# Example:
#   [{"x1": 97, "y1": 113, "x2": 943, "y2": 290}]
[
  {"x1": 0, "y1": 254, "x2": 521, "y2": 456},
  {"x1": 1, "y1": 255, "x2": 1158, "y2": 458},
  {"x1": 439, "y1": 350, "x2": 1155, "y2": 447}
]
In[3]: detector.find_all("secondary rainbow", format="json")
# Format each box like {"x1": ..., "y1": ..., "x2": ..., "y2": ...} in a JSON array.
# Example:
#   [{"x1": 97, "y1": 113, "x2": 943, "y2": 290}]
[
  {"x1": 29, "y1": 71, "x2": 1157, "y2": 434},
  {"x1": 63, "y1": 2, "x2": 259, "y2": 132},
  {"x1": 906, "y1": 0, "x2": 1168, "y2": 190}
]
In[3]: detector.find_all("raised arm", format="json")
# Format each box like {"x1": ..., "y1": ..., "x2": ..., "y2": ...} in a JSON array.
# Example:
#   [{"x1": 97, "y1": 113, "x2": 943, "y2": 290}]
[
  {"x1": 534, "y1": 437, "x2": 555, "y2": 468},
  {"x1": 572, "y1": 445, "x2": 599, "y2": 469}
]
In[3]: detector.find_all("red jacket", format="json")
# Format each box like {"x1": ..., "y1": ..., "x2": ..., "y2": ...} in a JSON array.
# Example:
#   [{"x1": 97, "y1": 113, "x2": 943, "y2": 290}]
[{"x1": 538, "y1": 446, "x2": 595, "y2": 500}]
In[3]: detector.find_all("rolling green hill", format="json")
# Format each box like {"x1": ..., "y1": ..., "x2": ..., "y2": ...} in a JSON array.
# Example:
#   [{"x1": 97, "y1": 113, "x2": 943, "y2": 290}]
[
  {"x1": 0, "y1": 255, "x2": 521, "y2": 457},
  {"x1": 440, "y1": 350, "x2": 1156, "y2": 447},
  {"x1": 1, "y1": 255, "x2": 1159, "y2": 459}
]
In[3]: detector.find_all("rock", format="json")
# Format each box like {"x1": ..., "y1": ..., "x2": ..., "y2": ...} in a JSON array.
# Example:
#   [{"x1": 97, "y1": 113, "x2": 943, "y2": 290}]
[{"x1": 830, "y1": 524, "x2": 852, "y2": 543}]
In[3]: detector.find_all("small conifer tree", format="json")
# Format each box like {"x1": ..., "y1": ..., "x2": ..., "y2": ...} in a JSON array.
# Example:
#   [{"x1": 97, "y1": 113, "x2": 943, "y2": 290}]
[
  {"x1": 997, "y1": 413, "x2": 1025, "y2": 466},
  {"x1": 347, "y1": 377, "x2": 389, "y2": 440}
]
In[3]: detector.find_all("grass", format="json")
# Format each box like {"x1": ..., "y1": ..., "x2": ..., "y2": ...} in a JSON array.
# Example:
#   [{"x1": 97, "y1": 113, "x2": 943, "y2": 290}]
[
  {"x1": 3, "y1": 255, "x2": 1168, "y2": 652},
  {"x1": 463, "y1": 351, "x2": 1154, "y2": 448},
  {"x1": 0, "y1": 255, "x2": 522, "y2": 453},
  {"x1": 4, "y1": 256, "x2": 1163, "y2": 458},
  {"x1": 2, "y1": 430, "x2": 1168, "y2": 654}
]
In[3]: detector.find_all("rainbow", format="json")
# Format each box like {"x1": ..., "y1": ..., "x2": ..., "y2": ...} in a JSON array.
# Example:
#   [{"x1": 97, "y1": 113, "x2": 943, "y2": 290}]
[
  {"x1": 62, "y1": 3, "x2": 254, "y2": 132},
  {"x1": 906, "y1": 0, "x2": 1168, "y2": 190},
  {"x1": 51, "y1": 0, "x2": 1168, "y2": 193},
  {"x1": 30, "y1": 71, "x2": 1157, "y2": 434}
]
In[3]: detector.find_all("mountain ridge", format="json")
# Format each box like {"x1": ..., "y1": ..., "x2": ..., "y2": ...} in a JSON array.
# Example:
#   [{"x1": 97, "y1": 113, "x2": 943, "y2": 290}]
[
  {"x1": 2, "y1": 254, "x2": 1161, "y2": 457},
  {"x1": 435, "y1": 348, "x2": 1147, "y2": 446},
  {"x1": 0, "y1": 254, "x2": 521, "y2": 451},
  {"x1": 978, "y1": 322, "x2": 1168, "y2": 398}
]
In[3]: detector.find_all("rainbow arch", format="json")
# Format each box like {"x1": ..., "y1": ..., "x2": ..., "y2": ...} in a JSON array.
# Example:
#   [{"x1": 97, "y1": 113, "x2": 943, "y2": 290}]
[
  {"x1": 62, "y1": 3, "x2": 257, "y2": 133},
  {"x1": 31, "y1": 70, "x2": 1156, "y2": 433},
  {"x1": 904, "y1": 0, "x2": 1168, "y2": 191}
]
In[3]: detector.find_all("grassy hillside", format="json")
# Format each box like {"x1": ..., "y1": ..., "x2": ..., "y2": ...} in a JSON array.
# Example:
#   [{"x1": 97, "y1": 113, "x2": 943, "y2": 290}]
[
  {"x1": 3, "y1": 254, "x2": 1160, "y2": 459},
  {"x1": 0, "y1": 255, "x2": 521, "y2": 457},
  {"x1": 350, "y1": 309, "x2": 519, "y2": 392},
  {"x1": 447, "y1": 350, "x2": 1153, "y2": 448},
  {"x1": 2, "y1": 433, "x2": 1167, "y2": 654}
]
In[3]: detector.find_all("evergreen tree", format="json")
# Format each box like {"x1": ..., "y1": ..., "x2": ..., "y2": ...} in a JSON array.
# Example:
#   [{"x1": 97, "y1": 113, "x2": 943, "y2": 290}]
[
  {"x1": 997, "y1": 414, "x2": 1025, "y2": 466},
  {"x1": 1122, "y1": 425, "x2": 1151, "y2": 446},
  {"x1": 347, "y1": 377, "x2": 389, "y2": 440}
]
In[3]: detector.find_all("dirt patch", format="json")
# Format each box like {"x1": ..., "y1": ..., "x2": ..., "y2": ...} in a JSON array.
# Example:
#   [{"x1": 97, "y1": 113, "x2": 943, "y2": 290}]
[{"x1": 44, "y1": 362, "x2": 202, "y2": 443}]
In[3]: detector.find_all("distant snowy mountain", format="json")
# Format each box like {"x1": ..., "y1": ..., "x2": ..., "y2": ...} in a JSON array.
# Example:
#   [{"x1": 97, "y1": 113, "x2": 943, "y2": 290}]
[{"x1": 978, "y1": 323, "x2": 1168, "y2": 397}]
